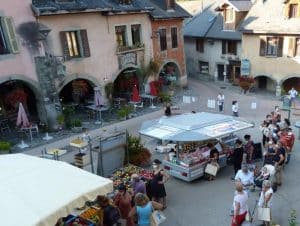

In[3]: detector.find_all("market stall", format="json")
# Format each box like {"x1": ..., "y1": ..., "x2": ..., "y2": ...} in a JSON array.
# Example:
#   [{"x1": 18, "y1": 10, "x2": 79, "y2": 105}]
[
  {"x1": 0, "y1": 154, "x2": 113, "y2": 226},
  {"x1": 139, "y1": 112, "x2": 253, "y2": 182}
]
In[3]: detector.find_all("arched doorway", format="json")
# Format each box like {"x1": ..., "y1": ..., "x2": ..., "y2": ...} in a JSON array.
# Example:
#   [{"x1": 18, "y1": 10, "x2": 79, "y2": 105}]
[
  {"x1": 158, "y1": 61, "x2": 181, "y2": 86},
  {"x1": 282, "y1": 77, "x2": 300, "y2": 94},
  {"x1": 113, "y1": 67, "x2": 139, "y2": 99},
  {"x1": 254, "y1": 76, "x2": 276, "y2": 92},
  {"x1": 0, "y1": 79, "x2": 38, "y2": 122},
  {"x1": 59, "y1": 79, "x2": 95, "y2": 104}
]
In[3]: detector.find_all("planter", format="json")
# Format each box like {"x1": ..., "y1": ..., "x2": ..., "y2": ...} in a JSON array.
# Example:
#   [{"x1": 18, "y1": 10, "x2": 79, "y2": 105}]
[{"x1": 0, "y1": 141, "x2": 11, "y2": 154}]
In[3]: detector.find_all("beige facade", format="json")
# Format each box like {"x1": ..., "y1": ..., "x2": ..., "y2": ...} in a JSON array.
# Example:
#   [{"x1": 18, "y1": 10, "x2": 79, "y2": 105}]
[{"x1": 39, "y1": 13, "x2": 153, "y2": 91}]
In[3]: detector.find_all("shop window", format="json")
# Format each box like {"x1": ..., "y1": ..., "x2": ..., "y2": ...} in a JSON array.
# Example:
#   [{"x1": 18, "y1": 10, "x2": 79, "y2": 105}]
[
  {"x1": 222, "y1": 40, "x2": 237, "y2": 55},
  {"x1": 159, "y1": 28, "x2": 167, "y2": 51},
  {"x1": 131, "y1": 24, "x2": 141, "y2": 46},
  {"x1": 225, "y1": 8, "x2": 234, "y2": 22},
  {"x1": 198, "y1": 61, "x2": 209, "y2": 74},
  {"x1": 115, "y1": 25, "x2": 127, "y2": 47},
  {"x1": 259, "y1": 36, "x2": 283, "y2": 57},
  {"x1": 289, "y1": 4, "x2": 298, "y2": 18},
  {"x1": 0, "y1": 17, "x2": 19, "y2": 55},
  {"x1": 171, "y1": 27, "x2": 178, "y2": 48},
  {"x1": 60, "y1": 30, "x2": 90, "y2": 60},
  {"x1": 196, "y1": 38, "x2": 204, "y2": 52}
]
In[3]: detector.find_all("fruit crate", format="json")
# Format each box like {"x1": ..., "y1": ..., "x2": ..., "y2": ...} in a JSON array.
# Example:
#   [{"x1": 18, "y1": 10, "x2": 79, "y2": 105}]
[
  {"x1": 74, "y1": 153, "x2": 90, "y2": 167},
  {"x1": 79, "y1": 206, "x2": 100, "y2": 224}
]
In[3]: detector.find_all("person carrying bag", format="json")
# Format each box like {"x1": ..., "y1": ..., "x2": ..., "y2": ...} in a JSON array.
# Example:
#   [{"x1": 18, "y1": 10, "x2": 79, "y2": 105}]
[{"x1": 257, "y1": 180, "x2": 273, "y2": 226}]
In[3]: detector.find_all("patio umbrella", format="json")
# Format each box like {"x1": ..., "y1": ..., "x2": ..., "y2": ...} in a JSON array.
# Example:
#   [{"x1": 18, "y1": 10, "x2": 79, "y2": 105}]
[
  {"x1": 16, "y1": 103, "x2": 30, "y2": 149},
  {"x1": 131, "y1": 84, "x2": 141, "y2": 102},
  {"x1": 16, "y1": 102, "x2": 30, "y2": 128},
  {"x1": 94, "y1": 87, "x2": 102, "y2": 124},
  {"x1": 94, "y1": 87, "x2": 102, "y2": 107}
]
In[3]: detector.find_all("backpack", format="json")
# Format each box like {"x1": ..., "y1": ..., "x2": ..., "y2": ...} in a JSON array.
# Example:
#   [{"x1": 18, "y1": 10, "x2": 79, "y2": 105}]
[{"x1": 103, "y1": 205, "x2": 121, "y2": 226}]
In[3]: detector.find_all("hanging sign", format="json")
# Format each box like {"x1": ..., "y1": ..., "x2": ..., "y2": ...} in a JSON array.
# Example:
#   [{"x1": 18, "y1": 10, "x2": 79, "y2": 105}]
[{"x1": 241, "y1": 59, "x2": 250, "y2": 76}]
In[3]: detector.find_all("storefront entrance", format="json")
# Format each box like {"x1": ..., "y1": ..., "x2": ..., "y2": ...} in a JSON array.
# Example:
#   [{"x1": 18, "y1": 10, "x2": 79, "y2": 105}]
[{"x1": 282, "y1": 77, "x2": 300, "y2": 93}]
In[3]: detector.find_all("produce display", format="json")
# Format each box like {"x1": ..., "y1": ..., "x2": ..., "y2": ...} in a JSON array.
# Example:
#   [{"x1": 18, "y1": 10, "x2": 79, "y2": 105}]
[
  {"x1": 79, "y1": 206, "x2": 100, "y2": 224},
  {"x1": 111, "y1": 164, "x2": 153, "y2": 189},
  {"x1": 70, "y1": 138, "x2": 88, "y2": 148}
]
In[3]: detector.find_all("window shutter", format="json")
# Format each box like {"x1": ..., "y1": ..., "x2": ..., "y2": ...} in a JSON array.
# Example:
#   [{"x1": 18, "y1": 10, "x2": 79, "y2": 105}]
[
  {"x1": 259, "y1": 37, "x2": 266, "y2": 56},
  {"x1": 222, "y1": 40, "x2": 226, "y2": 54},
  {"x1": 1, "y1": 17, "x2": 19, "y2": 53},
  {"x1": 60, "y1": 31, "x2": 70, "y2": 60},
  {"x1": 80, "y1": 29, "x2": 90, "y2": 57},
  {"x1": 277, "y1": 37, "x2": 283, "y2": 57},
  {"x1": 287, "y1": 37, "x2": 296, "y2": 57}
]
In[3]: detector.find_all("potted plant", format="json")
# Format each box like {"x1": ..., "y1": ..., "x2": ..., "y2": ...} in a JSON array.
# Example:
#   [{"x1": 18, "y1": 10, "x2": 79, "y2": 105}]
[
  {"x1": 56, "y1": 114, "x2": 65, "y2": 130},
  {"x1": 71, "y1": 119, "x2": 83, "y2": 133},
  {"x1": 117, "y1": 105, "x2": 133, "y2": 120},
  {"x1": 239, "y1": 76, "x2": 255, "y2": 94},
  {"x1": 0, "y1": 141, "x2": 11, "y2": 154},
  {"x1": 158, "y1": 92, "x2": 171, "y2": 104}
]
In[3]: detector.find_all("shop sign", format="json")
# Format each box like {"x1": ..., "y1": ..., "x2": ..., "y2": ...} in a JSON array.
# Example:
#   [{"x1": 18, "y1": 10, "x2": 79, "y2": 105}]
[
  {"x1": 118, "y1": 52, "x2": 137, "y2": 69},
  {"x1": 241, "y1": 59, "x2": 250, "y2": 76}
]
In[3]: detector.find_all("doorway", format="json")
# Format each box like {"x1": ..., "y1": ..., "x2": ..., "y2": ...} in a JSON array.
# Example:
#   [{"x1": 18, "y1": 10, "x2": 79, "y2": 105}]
[
  {"x1": 217, "y1": 64, "x2": 224, "y2": 81},
  {"x1": 258, "y1": 77, "x2": 267, "y2": 89}
]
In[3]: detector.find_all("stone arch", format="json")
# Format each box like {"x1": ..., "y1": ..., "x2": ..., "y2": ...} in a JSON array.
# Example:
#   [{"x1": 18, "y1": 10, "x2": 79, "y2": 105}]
[
  {"x1": 158, "y1": 60, "x2": 181, "y2": 79},
  {"x1": 158, "y1": 60, "x2": 182, "y2": 87},
  {"x1": 253, "y1": 74, "x2": 277, "y2": 90},
  {"x1": 278, "y1": 75, "x2": 300, "y2": 86},
  {"x1": 111, "y1": 64, "x2": 139, "y2": 82},
  {"x1": 280, "y1": 76, "x2": 300, "y2": 93},
  {"x1": 0, "y1": 74, "x2": 42, "y2": 121},
  {"x1": 57, "y1": 73, "x2": 101, "y2": 93}
]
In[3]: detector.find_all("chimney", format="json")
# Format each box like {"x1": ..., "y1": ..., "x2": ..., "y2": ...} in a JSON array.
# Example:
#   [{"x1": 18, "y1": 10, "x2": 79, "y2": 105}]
[{"x1": 166, "y1": 0, "x2": 175, "y2": 11}]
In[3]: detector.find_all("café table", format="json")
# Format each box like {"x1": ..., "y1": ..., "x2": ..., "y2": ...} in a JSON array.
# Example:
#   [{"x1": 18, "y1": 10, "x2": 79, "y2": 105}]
[
  {"x1": 140, "y1": 94, "x2": 158, "y2": 108},
  {"x1": 21, "y1": 124, "x2": 39, "y2": 141},
  {"x1": 85, "y1": 105, "x2": 108, "y2": 124}
]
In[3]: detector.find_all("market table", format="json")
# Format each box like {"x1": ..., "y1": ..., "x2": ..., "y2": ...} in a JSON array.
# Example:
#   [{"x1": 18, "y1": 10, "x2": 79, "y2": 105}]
[{"x1": 140, "y1": 93, "x2": 157, "y2": 108}]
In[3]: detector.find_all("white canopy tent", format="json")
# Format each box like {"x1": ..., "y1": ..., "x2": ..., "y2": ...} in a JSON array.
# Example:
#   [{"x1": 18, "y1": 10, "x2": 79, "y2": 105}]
[
  {"x1": 139, "y1": 112, "x2": 254, "y2": 142},
  {"x1": 0, "y1": 154, "x2": 113, "y2": 226}
]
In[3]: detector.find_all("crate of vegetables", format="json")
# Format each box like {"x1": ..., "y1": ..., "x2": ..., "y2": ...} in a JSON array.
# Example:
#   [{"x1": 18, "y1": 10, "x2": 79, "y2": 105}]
[{"x1": 79, "y1": 206, "x2": 100, "y2": 224}]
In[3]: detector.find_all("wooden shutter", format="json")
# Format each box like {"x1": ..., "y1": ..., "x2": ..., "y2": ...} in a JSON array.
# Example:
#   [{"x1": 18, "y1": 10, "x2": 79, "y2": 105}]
[
  {"x1": 259, "y1": 37, "x2": 266, "y2": 56},
  {"x1": 60, "y1": 31, "x2": 70, "y2": 60},
  {"x1": 1, "y1": 17, "x2": 19, "y2": 53},
  {"x1": 80, "y1": 29, "x2": 90, "y2": 57},
  {"x1": 277, "y1": 37, "x2": 283, "y2": 57},
  {"x1": 287, "y1": 37, "x2": 296, "y2": 57},
  {"x1": 222, "y1": 40, "x2": 226, "y2": 54}
]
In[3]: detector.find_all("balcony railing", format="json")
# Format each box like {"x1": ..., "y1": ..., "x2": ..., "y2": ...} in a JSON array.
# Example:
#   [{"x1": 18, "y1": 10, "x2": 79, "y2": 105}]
[{"x1": 116, "y1": 43, "x2": 145, "y2": 54}]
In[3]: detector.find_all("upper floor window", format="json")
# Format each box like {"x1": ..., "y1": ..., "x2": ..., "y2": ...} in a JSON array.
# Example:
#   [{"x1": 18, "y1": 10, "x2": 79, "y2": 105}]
[
  {"x1": 289, "y1": 4, "x2": 298, "y2": 18},
  {"x1": 225, "y1": 8, "x2": 234, "y2": 23},
  {"x1": 131, "y1": 24, "x2": 141, "y2": 46},
  {"x1": 196, "y1": 38, "x2": 204, "y2": 53},
  {"x1": 115, "y1": 26, "x2": 127, "y2": 47},
  {"x1": 287, "y1": 37, "x2": 300, "y2": 57},
  {"x1": 222, "y1": 40, "x2": 237, "y2": 55},
  {"x1": 171, "y1": 27, "x2": 178, "y2": 48},
  {"x1": 159, "y1": 28, "x2": 167, "y2": 51},
  {"x1": 0, "y1": 17, "x2": 19, "y2": 55},
  {"x1": 60, "y1": 29, "x2": 90, "y2": 60},
  {"x1": 259, "y1": 36, "x2": 283, "y2": 57}
]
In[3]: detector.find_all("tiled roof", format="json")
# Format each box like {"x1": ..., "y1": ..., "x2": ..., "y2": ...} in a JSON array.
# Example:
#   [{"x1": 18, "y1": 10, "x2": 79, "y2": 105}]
[
  {"x1": 240, "y1": 0, "x2": 300, "y2": 34},
  {"x1": 176, "y1": 0, "x2": 206, "y2": 16},
  {"x1": 184, "y1": 0, "x2": 242, "y2": 40},
  {"x1": 148, "y1": 0, "x2": 191, "y2": 19},
  {"x1": 31, "y1": 0, "x2": 153, "y2": 15}
]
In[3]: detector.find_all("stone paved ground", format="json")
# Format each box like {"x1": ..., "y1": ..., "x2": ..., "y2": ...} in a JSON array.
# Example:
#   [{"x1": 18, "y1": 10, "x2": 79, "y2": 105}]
[{"x1": 18, "y1": 78, "x2": 300, "y2": 226}]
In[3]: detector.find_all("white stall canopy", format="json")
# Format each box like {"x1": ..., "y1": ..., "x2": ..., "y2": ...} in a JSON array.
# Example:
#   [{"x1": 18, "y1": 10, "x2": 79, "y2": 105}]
[
  {"x1": 139, "y1": 112, "x2": 254, "y2": 142},
  {"x1": 0, "y1": 154, "x2": 113, "y2": 226}
]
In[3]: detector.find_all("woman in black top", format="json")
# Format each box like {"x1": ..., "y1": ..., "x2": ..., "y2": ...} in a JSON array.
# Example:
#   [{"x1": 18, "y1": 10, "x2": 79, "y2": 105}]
[{"x1": 233, "y1": 139, "x2": 244, "y2": 175}]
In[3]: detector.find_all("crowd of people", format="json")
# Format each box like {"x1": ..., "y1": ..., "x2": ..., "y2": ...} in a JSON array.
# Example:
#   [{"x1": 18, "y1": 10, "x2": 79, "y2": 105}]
[
  {"x1": 92, "y1": 159, "x2": 169, "y2": 226},
  {"x1": 230, "y1": 105, "x2": 296, "y2": 226}
]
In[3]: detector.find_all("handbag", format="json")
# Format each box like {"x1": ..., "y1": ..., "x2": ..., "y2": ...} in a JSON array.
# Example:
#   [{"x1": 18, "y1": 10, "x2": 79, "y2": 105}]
[
  {"x1": 205, "y1": 163, "x2": 218, "y2": 176},
  {"x1": 257, "y1": 207, "x2": 271, "y2": 222},
  {"x1": 150, "y1": 203, "x2": 166, "y2": 226}
]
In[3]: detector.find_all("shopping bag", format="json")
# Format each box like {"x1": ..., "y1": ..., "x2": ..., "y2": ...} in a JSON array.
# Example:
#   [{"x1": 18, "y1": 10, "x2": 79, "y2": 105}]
[
  {"x1": 257, "y1": 207, "x2": 271, "y2": 222},
  {"x1": 150, "y1": 210, "x2": 166, "y2": 226},
  {"x1": 205, "y1": 163, "x2": 218, "y2": 176}
]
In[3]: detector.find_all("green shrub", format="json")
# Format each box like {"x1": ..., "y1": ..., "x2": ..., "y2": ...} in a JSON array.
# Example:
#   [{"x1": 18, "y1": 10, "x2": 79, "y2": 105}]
[
  {"x1": 0, "y1": 141, "x2": 11, "y2": 151},
  {"x1": 117, "y1": 105, "x2": 133, "y2": 119},
  {"x1": 72, "y1": 119, "x2": 82, "y2": 127}
]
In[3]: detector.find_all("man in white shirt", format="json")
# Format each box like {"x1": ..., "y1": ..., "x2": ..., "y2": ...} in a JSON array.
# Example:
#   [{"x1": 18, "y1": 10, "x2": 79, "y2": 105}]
[
  {"x1": 217, "y1": 93, "x2": 225, "y2": 112},
  {"x1": 288, "y1": 87, "x2": 298, "y2": 108},
  {"x1": 235, "y1": 164, "x2": 254, "y2": 189}
]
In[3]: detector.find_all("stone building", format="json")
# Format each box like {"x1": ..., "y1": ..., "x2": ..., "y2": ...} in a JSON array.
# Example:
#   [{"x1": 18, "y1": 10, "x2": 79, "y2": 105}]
[
  {"x1": 184, "y1": 0, "x2": 252, "y2": 82},
  {"x1": 240, "y1": 0, "x2": 300, "y2": 96}
]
